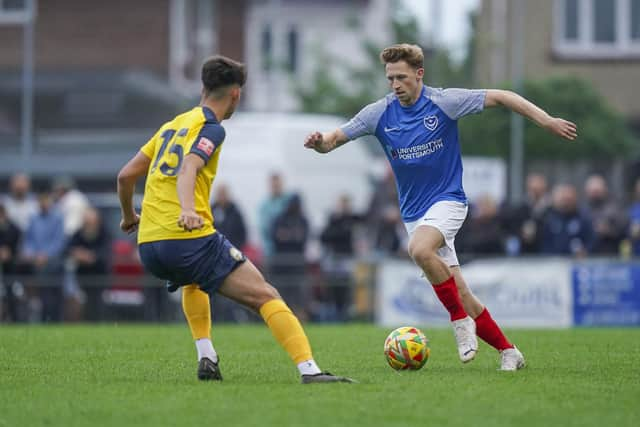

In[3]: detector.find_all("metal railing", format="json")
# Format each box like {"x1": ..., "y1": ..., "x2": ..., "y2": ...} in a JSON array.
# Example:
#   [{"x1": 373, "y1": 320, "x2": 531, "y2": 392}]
[{"x1": 0, "y1": 257, "x2": 378, "y2": 323}]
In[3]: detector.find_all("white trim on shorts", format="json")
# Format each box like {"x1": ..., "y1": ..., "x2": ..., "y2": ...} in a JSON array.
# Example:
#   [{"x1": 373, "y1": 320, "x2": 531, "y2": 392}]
[{"x1": 404, "y1": 200, "x2": 468, "y2": 267}]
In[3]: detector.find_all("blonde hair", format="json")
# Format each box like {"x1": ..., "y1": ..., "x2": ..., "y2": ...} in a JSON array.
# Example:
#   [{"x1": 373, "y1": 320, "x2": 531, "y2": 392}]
[{"x1": 380, "y1": 44, "x2": 424, "y2": 69}]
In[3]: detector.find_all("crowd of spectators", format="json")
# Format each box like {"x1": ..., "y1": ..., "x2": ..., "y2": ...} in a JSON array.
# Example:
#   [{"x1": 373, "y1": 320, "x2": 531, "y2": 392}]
[
  {"x1": 459, "y1": 173, "x2": 635, "y2": 259},
  {"x1": 0, "y1": 174, "x2": 109, "y2": 322},
  {"x1": 249, "y1": 171, "x2": 640, "y2": 265},
  {"x1": 2, "y1": 170, "x2": 640, "y2": 323}
]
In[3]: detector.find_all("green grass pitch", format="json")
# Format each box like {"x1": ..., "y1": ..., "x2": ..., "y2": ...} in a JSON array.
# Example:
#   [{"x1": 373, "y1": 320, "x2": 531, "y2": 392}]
[{"x1": 1, "y1": 324, "x2": 639, "y2": 427}]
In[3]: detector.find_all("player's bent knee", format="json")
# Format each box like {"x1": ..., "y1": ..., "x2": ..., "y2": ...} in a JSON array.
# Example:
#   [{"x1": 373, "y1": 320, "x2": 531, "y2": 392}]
[
  {"x1": 408, "y1": 245, "x2": 439, "y2": 267},
  {"x1": 248, "y1": 282, "x2": 281, "y2": 311},
  {"x1": 262, "y1": 282, "x2": 281, "y2": 301}
]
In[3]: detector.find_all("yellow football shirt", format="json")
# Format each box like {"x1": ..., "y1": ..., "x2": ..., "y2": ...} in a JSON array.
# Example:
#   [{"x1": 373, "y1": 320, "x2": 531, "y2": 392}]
[{"x1": 137, "y1": 106, "x2": 225, "y2": 244}]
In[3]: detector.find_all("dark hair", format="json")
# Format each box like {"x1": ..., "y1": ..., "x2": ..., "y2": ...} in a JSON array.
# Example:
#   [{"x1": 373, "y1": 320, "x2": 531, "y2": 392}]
[{"x1": 201, "y1": 55, "x2": 247, "y2": 95}]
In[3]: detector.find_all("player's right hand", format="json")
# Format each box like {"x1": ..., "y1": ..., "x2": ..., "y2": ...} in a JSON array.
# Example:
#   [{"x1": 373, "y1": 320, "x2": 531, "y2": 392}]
[
  {"x1": 304, "y1": 131, "x2": 324, "y2": 151},
  {"x1": 177, "y1": 209, "x2": 204, "y2": 232},
  {"x1": 120, "y1": 214, "x2": 140, "y2": 235},
  {"x1": 545, "y1": 117, "x2": 578, "y2": 141}
]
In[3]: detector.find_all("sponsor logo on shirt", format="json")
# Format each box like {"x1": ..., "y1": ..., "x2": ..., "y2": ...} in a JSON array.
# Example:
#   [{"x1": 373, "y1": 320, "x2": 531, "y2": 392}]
[
  {"x1": 384, "y1": 126, "x2": 401, "y2": 133},
  {"x1": 423, "y1": 115, "x2": 438, "y2": 131},
  {"x1": 197, "y1": 137, "x2": 215, "y2": 156},
  {"x1": 390, "y1": 138, "x2": 444, "y2": 161}
]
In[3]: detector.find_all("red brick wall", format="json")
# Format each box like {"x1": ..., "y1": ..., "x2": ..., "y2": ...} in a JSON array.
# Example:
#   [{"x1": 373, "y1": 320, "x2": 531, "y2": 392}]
[
  {"x1": 217, "y1": 0, "x2": 245, "y2": 63},
  {"x1": 0, "y1": 0, "x2": 170, "y2": 73}
]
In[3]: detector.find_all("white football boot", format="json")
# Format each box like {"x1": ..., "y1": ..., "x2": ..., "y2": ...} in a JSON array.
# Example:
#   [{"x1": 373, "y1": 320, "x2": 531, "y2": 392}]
[
  {"x1": 500, "y1": 346, "x2": 525, "y2": 371},
  {"x1": 452, "y1": 316, "x2": 478, "y2": 363}
]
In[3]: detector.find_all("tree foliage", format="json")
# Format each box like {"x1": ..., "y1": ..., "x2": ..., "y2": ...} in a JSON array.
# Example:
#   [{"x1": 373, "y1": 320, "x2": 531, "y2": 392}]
[
  {"x1": 459, "y1": 76, "x2": 637, "y2": 159},
  {"x1": 295, "y1": 1, "x2": 458, "y2": 118}
]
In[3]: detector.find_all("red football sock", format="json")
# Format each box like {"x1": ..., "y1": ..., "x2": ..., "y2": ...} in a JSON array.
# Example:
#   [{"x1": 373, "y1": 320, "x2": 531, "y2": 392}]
[
  {"x1": 432, "y1": 276, "x2": 468, "y2": 321},
  {"x1": 474, "y1": 308, "x2": 514, "y2": 351}
]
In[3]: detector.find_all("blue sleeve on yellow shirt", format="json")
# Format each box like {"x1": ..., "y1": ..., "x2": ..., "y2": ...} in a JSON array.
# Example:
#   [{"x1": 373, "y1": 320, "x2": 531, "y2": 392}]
[{"x1": 189, "y1": 123, "x2": 226, "y2": 163}]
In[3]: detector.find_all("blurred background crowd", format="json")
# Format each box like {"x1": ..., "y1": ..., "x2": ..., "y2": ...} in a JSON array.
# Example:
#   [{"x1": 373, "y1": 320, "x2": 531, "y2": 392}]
[
  {"x1": 1, "y1": 0, "x2": 639, "y2": 323},
  {"x1": 2, "y1": 168, "x2": 640, "y2": 323}
]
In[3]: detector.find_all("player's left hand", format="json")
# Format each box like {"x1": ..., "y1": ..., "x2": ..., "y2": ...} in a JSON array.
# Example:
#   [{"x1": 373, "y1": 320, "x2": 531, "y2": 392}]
[
  {"x1": 120, "y1": 214, "x2": 140, "y2": 235},
  {"x1": 545, "y1": 117, "x2": 578, "y2": 141}
]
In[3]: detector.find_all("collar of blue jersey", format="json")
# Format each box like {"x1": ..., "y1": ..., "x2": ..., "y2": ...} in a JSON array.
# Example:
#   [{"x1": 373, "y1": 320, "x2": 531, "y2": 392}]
[{"x1": 397, "y1": 85, "x2": 426, "y2": 111}]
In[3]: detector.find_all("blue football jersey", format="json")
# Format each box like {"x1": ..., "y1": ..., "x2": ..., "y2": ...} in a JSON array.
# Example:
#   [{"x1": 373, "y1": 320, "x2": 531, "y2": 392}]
[{"x1": 341, "y1": 85, "x2": 486, "y2": 222}]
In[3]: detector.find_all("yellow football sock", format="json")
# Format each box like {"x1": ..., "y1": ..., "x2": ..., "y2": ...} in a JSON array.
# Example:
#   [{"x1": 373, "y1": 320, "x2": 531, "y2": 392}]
[
  {"x1": 259, "y1": 299, "x2": 313, "y2": 364},
  {"x1": 182, "y1": 284, "x2": 211, "y2": 340}
]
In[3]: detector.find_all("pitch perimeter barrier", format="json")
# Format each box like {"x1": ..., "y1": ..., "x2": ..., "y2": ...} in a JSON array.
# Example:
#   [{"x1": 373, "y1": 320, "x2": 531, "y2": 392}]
[
  {"x1": 375, "y1": 257, "x2": 640, "y2": 328},
  {"x1": 3, "y1": 257, "x2": 639, "y2": 326}
]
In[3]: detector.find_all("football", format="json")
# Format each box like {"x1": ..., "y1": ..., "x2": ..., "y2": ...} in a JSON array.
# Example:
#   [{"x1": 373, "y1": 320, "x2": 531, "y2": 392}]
[{"x1": 384, "y1": 326, "x2": 430, "y2": 370}]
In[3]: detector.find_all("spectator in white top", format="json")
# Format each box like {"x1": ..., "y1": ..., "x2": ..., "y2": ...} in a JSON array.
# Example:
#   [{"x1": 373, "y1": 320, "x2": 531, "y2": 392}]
[
  {"x1": 3, "y1": 173, "x2": 38, "y2": 232},
  {"x1": 52, "y1": 176, "x2": 90, "y2": 237}
]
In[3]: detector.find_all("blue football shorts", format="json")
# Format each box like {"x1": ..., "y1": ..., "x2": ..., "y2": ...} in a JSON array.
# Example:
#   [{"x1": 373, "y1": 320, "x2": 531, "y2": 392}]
[{"x1": 139, "y1": 232, "x2": 246, "y2": 294}]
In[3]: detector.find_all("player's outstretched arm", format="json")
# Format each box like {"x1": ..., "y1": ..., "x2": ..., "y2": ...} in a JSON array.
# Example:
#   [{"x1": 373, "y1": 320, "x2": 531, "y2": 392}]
[
  {"x1": 176, "y1": 154, "x2": 205, "y2": 232},
  {"x1": 117, "y1": 151, "x2": 150, "y2": 234},
  {"x1": 304, "y1": 128, "x2": 350, "y2": 154},
  {"x1": 484, "y1": 89, "x2": 578, "y2": 141}
]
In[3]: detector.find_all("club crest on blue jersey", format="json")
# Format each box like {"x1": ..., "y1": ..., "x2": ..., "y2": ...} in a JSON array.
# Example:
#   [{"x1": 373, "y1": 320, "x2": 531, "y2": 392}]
[
  {"x1": 423, "y1": 115, "x2": 438, "y2": 131},
  {"x1": 384, "y1": 144, "x2": 399, "y2": 160}
]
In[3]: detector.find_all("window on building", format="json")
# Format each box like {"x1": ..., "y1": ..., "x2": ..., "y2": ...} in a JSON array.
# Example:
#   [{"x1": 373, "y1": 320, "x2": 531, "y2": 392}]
[
  {"x1": 261, "y1": 25, "x2": 273, "y2": 71},
  {"x1": 564, "y1": 0, "x2": 579, "y2": 40},
  {"x1": 632, "y1": 0, "x2": 640, "y2": 39},
  {"x1": 593, "y1": 0, "x2": 616, "y2": 42},
  {"x1": 0, "y1": 0, "x2": 31, "y2": 24},
  {"x1": 287, "y1": 28, "x2": 298, "y2": 73},
  {"x1": 168, "y1": 0, "x2": 217, "y2": 92},
  {"x1": 2, "y1": 0, "x2": 25, "y2": 10},
  {"x1": 554, "y1": 0, "x2": 640, "y2": 58}
]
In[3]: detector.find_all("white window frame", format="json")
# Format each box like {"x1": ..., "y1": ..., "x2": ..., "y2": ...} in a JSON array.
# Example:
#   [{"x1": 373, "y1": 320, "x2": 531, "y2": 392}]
[
  {"x1": 553, "y1": 0, "x2": 640, "y2": 59},
  {"x1": 168, "y1": 0, "x2": 217, "y2": 93},
  {"x1": 0, "y1": 0, "x2": 34, "y2": 25}
]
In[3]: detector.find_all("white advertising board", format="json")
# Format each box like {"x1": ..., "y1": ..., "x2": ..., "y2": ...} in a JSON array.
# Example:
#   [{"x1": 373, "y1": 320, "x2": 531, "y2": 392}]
[
  {"x1": 461, "y1": 157, "x2": 506, "y2": 204},
  {"x1": 376, "y1": 258, "x2": 573, "y2": 328}
]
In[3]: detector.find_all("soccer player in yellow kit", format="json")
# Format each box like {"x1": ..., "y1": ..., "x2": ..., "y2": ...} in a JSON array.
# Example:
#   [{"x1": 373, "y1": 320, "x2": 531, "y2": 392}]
[{"x1": 117, "y1": 56, "x2": 353, "y2": 384}]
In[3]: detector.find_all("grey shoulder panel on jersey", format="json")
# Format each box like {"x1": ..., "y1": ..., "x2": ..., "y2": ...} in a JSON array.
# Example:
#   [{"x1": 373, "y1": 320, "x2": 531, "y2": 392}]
[
  {"x1": 340, "y1": 93, "x2": 394, "y2": 140},
  {"x1": 425, "y1": 86, "x2": 487, "y2": 120}
]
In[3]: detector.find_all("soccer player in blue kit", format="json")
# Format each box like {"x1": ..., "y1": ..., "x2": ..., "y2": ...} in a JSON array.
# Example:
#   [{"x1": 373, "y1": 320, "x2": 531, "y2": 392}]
[{"x1": 304, "y1": 44, "x2": 577, "y2": 370}]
